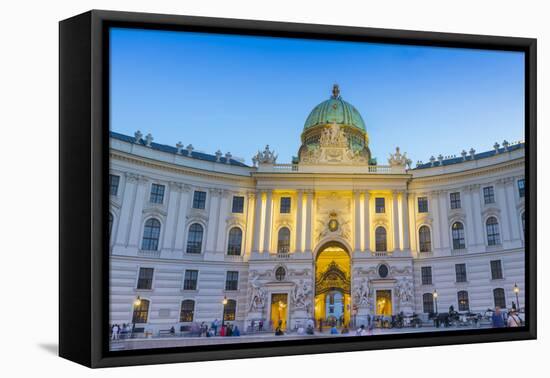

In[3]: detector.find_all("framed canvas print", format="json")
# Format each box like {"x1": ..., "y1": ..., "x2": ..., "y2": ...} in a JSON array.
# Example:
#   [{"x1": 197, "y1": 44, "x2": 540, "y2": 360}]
[{"x1": 59, "y1": 10, "x2": 536, "y2": 368}]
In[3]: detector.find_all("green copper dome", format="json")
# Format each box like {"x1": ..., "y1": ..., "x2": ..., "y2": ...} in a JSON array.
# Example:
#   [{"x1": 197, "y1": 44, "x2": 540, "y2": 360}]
[{"x1": 303, "y1": 85, "x2": 366, "y2": 132}]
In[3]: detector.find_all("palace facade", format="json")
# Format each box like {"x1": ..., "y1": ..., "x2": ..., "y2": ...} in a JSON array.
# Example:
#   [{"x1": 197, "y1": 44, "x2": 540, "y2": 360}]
[{"x1": 109, "y1": 86, "x2": 526, "y2": 334}]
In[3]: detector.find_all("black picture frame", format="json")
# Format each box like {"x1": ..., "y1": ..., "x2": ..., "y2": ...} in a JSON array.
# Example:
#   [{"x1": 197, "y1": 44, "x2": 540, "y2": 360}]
[{"x1": 59, "y1": 9, "x2": 537, "y2": 368}]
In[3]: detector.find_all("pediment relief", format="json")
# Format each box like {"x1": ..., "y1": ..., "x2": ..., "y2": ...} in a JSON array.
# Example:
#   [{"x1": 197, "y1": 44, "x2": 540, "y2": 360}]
[{"x1": 142, "y1": 205, "x2": 167, "y2": 217}]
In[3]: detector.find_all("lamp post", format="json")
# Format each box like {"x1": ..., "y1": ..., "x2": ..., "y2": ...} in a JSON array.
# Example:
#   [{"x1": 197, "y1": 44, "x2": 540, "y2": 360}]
[
  {"x1": 513, "y1": 283, "x2": 520, "y2": 312},
  {"x1": 221, "y1": 296, "x2": 228, "y2": 332},
  {"x1": 432, "y1": 290, "x2": 439, "y2": 328},
  {"x1": 132, "y1": 296, "x2": 141, "y2": 338}
]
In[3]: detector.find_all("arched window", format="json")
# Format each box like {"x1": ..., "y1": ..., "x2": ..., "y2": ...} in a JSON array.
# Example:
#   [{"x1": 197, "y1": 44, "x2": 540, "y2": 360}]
[
  {"x1": 141, "y1": 218, "x2": 161, "y2": 251},
  {"x1": 277, "y1": 227, "x2": 291, "y2": 254},
  {"x1": 493, "y1": 288, "x2": 506, "y2": 308},
  {"x1": 223, "y1": 299, "x2": 237, "y2": 321},
  {"x1": 227, "y1": 227, "x2": 243, "y2": 256},
  {"x1": 108, "y1": 212, "x2": 114, "y2": 239},
  {"x1": 180, "y1": 300, "x2": 195, "y2": 322},
  {"x1": 132, "y1": 298, "x2": 150, "y2": 323},
  {"x1": 521, "y1": 212, "x2": 526, "y2": 236},
  {"x1": 375, "y1": 227, "x2": 387, "y2": 252},
  {"x1": 451, "y1": 222, "x2": 466, "y2": 250},
  {"x1": 422, "y1": 293, "x2": 434, "y2": 314},
  {"x1": 457, "y1": 291, "x2": 469, "y2": 311},
  {"x1": 186, "y1": 223, "x2": 204, "y2": 254},
  {"x1": 486, "y1": 217, "x2": 501, "y2": 246},
  {"x1": 418, "y1": 226, "x2": 431, "y2": 252}
]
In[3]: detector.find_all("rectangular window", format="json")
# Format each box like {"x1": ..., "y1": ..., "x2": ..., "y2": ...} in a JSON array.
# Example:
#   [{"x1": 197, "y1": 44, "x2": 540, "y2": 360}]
[
  {"x1": 493, "y1": 288, "x2": 506, "y2": 308},
  {"x1": 232, "y1": 196, "x2": 244, "y2": 213},
  {"x1": 192, "y1": 190, "x2": 207, "y2": 209},
  {"x1": 455, "y1": 264, "x2": 467, "y2": 283},
  {"x1": 225, "y1": 271, "x2": 239, "y2": 291},
  {"x1": 423, "y1": 293, "x2": 434, "y2": 314},
  {"x1": 109, "y1": 174, "x2": 120, "y2": 196},
  {"x1": 417, "y1": 197, "x2": 428, "y2": 213},
  {"x1": 483, "y1": 186, "x2": 495, "y2": 204},
  {"x1": 450, "y1": 192, "x2": 461, "y2": 209},
  {"x1": 136, "y1": 267, "x2": 154, "y2": 290},
  {"x1": 183, "y1": 270, "x2": 198, "y2": 290},
  {"x1": 421, "y1": 266, "x2": 432, "y2": 285},
  {"x1": 375, "y1": 197, "x2": 385, "y2": 213},
  {"x1": 490, "y1": 260, "x2": 503, "y2": 280},
  {"x1": 280, "y1": 197, "x2": 291, "y2": 213},
  {"x1": 518, "y1": 179, "x2": 525, "y2": 198},
  {"x1": 150, "y1": 183, "x2": 165, "y2": 204}
]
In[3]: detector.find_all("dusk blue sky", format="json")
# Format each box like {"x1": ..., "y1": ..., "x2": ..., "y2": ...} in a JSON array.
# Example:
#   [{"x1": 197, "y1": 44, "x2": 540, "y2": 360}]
[{"x1": 110, "y1": 27, "x2": 525, "y2": 165}]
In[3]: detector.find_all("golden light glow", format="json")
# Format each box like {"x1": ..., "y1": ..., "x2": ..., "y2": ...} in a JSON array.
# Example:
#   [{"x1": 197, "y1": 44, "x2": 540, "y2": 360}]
[
  {"x1": 271, "y1": 293, "x2": 288, "y2": 330},
  {"x1": 376, "y1": 290, "x2": 392, "y2": 316},
  {"x1": 133, "y1": 296, "x2": 141, "y2": 307},
  {"x1": 314, "y1": 246, "x2": 351, "y2": 327}
]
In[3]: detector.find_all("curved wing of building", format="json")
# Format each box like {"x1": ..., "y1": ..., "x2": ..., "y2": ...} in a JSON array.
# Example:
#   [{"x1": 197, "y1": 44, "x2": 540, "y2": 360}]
[{"x1": 109, "y1": 86, "x2": 525, "y2": 338}]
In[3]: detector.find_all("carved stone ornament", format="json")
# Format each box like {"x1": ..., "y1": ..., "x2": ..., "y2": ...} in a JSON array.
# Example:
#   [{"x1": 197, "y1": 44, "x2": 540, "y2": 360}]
[
  {"x1": 353, "y1": 277, "x2": 370, "y2": 307},
  {"x1": 291, "y1": 279, "x2": 312, "y2": 309},
  {"x1": 248, "y1": 272, "x2": 267, "y2": 312},
  {"x1": 252, "y1": 145, "x2": 278, "y2": 166},
  {"x1": 395, "y1": 276, "x2": 414, "y2": 305},
  {"x1": 316, "y1": 210, "x2": 350, "y2": 242},
  {"x1": 300, "y1": 123, "x2": 369, "y2": 164},
  {"x1": 388, "y1": 147, "x2": 412, "y2": 168}
]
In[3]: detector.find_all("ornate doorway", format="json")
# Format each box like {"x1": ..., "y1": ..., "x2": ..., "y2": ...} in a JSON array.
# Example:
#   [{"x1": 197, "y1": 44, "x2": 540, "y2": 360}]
[
  {"x1": 376, "y1": 290, "x2": 392, "y2": 316},
  {"x1": 314, "y1": 242, "x2": 351, "y2": 328},
  {"x1": 270, "y1": 293, "x2": 288, "y2": 331}
]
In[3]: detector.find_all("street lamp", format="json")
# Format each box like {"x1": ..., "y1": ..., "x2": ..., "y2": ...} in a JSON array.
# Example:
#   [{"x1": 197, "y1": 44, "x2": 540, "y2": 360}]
[
  {"x1": 221, "y1": 296, "x2": 228, "y2": 332},
  {"x1": 432, "y1": 290, "x2": 438, "y2": 314},
  {"x1": 513, "y1": 283, "x2": 520, "y2": 312}
]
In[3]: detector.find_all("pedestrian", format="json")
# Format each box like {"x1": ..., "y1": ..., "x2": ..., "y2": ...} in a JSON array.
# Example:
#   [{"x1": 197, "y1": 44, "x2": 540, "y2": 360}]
[
  {"x1": 330, "y1": 325, "x2": 338, "y2": 334},
  {"x1": 491, "y1": 307, "x2": 505, "y2": 328},
  {"x1": 318, "y1": 318, "x2": 323, "y2": 333},
  {"x1": 258, "y1": 320, "x2": 264, "y2": 332},
  {"x1": 341, "y1": 324, "x2": 349, "y2": 334},
  {"x1": 220, "y1": 324, "x2": 226, "y2": 336},
  {"x1": 233, "y1": 325, "x2": 240, "y2": 336},
  {"x1": 212, "y1": 319, "x2": 219, "y2": 335},
  {"x1": 507, "y1": 309, "x2": 522, "y2": 327},
  {"x1": 356, "y1": 325, "x2": 365, "y2": 336},
  {"x1": 227, "y1": 324, "x2": 233, "y2": 336},
  {"x1": 111, "y1": 324, "x2": 119, "y2": 340}
]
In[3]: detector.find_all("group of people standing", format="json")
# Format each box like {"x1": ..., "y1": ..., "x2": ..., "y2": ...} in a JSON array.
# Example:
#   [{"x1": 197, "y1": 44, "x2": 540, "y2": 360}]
[
  {"x1": 491, "y1": 307, "x2": 523, "y2": 328},
  {"x1": 110, "y1": 323, "x2": 131, "y2": 340}
]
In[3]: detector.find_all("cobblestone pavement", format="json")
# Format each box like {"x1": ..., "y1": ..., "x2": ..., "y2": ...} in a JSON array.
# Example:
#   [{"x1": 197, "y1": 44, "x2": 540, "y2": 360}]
[{"x1": 111, "y1": 324, "x2": 492, "y2": 351}]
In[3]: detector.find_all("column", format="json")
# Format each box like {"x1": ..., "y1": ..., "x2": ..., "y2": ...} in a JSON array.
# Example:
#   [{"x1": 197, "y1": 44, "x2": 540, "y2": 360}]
[
  {"x1": 505, "y1": 179, "x2": 521, "y2": 242},
  {"x1": 401, "y1": 191, "x2": 410, "y2": 250},
  {"x1": 161, "y1": 182, "x2": 180, "y2": 253},
  {"x1": 354, "y1": 190, "x2": 362, "y2": 252},
  {"x1": 244, "y1": 191, "x2": 256, "y2": 255},
  {"x1": 304, "y1": 190, "x2": 314, "y2": 253},
  {"x1": 438, "y1": 191, "x2": 450, "y2": 250},
  {"x1": 430, "y1": 191, "x2": 441, "y2": 251},
  {"x1": 174, "y1": 185, "x2": 191, "y2": 251},
  {"x1": 496, "y1": 179, "x2": 512, "y2": 244},
  {"x1": 262, "y1": 190, "x2": 273, "y2": 253},
  {"x1": 215, "y1": 190, "x2": 231, "y2": 252},
  {"x1": 408, "y1": 193, "x2": 417, "y2": 254},
  {"x1": 295, "y1": 190, "x2": 304, "y2": 253},
  {"x1": 392, "y1": 191, "x2": 400, "y2": 252},
  {"x1": 363, "y1": 191, "x2": 371, "y2": 252},
  {"x1": 463, "y1": 186, "x2": 476, "y2": 251},
  {"x1": 471, "y1": 185, "x2": 484, "y2": 247},
  {"x1": 127, "y1": 175, "x2": 149, "y2": 249},
  {"x1": 114, "y1": 173, "x2": 138, "y2": 248},
  {"x1": 252, "y1": 190, "x2": 263, "y2": 253},
  {"x1": 205, "y1": 189, "x2": 221, "y2": 253}
]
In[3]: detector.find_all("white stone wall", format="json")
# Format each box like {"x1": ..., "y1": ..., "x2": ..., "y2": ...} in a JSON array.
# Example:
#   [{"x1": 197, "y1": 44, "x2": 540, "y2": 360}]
[{"x1": 109, "y1": 136, "x2": 525, "y2": 333}]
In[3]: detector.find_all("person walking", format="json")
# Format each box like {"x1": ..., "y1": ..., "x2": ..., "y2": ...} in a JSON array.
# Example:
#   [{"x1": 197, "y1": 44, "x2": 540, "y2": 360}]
[
  {"x1": 111, "y1": 324, "x2": 119, "y2": 340},
  {"x1": 212, "y1": 319, "x2": 219, "y2": 336},
  {"x1": 491, "y1": 307, "x2": 505, "y2": 328},
  {"x1": 507, "y1": 309, "x2": 522, "y2": 327}
]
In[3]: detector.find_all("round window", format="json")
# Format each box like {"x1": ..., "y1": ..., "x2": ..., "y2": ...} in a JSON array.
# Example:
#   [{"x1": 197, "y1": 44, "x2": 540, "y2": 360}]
[
  {"x1": 378, "y1": 264, "x2": 389, "y2": 278},
  {"x1": 275, "y1": 267, "x2": 286, "y2": 281}
]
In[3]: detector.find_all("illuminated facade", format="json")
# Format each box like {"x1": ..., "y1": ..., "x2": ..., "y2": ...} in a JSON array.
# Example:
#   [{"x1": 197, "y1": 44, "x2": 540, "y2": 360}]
[{"x1": 109, "y1": 86, "x2": 526, "y2": 334}]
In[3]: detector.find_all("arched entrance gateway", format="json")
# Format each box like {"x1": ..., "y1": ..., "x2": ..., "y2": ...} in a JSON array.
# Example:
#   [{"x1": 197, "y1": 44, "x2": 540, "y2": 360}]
[{"x1": 314, "y1": 241, "x2": 352, "y2": 329}]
